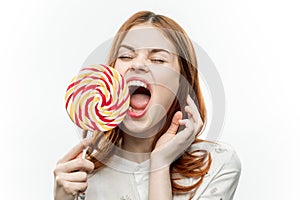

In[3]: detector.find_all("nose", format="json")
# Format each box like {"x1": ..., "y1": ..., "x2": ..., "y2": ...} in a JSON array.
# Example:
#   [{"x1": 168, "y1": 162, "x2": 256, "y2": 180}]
[{"x1": 130, "y1": 56, "x2": 149, "y2": 73}]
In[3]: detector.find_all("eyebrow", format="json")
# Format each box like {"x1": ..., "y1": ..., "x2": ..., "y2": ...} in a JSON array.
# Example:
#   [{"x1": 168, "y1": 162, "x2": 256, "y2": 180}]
[
  {"x1": 119, "y1": 44, "x2": 135, "y2": 51},
  {"x1": 119, "y1": 44, "x2": 171, "y2": 54},
  {"x1": 150, "y1": 48, "x2": 171, "y2": 54}
]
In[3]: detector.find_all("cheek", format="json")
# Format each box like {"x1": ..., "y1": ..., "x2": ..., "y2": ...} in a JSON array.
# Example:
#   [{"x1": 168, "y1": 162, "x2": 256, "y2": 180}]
[
  {"x1": 152, "y1": 67, "x2": 180, "y2": 96},
  {"x1": 114, "y1": 61, "x2": 129, "y2": 76}
]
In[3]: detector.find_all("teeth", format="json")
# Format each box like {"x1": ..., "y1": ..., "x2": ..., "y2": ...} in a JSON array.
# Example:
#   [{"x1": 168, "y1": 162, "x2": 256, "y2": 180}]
[
  {"x1": 128, "y1": 80, "x2": 147, "y2": 88},
  {"x1": 129, "y1": 106, "x2": 133, "y2": 111}
]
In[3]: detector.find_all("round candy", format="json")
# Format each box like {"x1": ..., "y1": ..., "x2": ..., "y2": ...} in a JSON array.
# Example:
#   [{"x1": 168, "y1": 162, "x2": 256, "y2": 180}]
[{"x1": 65, "y1": 64, "x2": 130, "y2": 131}]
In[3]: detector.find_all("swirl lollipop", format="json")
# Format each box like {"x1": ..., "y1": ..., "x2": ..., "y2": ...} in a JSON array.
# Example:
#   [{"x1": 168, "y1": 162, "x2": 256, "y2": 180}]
[
  {"x1": 64, "y1": 64, "x2": 130, "y2": 200},
  {"x1": 65, "y1": 64, "x2": 130, "y2": 132}
]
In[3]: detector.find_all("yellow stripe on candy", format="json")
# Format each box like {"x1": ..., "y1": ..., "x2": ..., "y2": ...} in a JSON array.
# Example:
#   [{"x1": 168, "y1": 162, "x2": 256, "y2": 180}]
[{"x1": 65, "y1": 64, "x2": 130, "y2": 132}]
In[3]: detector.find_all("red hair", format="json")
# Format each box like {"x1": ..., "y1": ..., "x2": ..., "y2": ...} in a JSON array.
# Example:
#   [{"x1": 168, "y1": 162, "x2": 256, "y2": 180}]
[{"x1": 87, "y1": 11, "x2": 212, "y2": 198}]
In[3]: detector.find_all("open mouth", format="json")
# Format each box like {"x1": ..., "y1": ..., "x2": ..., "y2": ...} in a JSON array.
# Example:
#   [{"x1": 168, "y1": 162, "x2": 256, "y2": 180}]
[{"x1": 127, "y1": 79, "x2": 151, "y2": 118}]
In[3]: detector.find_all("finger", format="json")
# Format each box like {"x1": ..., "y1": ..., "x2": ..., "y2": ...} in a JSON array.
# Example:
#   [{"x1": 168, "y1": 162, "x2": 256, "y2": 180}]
[
  {"x1": 166, "y1": 111, "x2": 182, "y2": 134},
  {"x1": 55, "y1": 158, "x2": 95, "y2": 174},
  {"x1": 184, "y1": 106, "x2": 203, "y2": 135},
  {"x1": 173, "y1": 119, "x2": 195, "y2": 149},
  {"x1": 178, "y1": 119, "x2": 193, "y2": 129},
  {"x1": 177, "y1": 119, "x2": 194, "y2": 139},
  {"x1": 185, "y1": 105, "x2": 203, "y2": 126},
  {"x1": 186, "y1": 95, "x2": 203, "y2": 131},
  {"x1": 186, "y1": 95, "x2": 197, "y2": 110},
  {"x1": 57, "y1": 138, "x2": 93, "y2": 164},
  {"x1": 186, "y1": 96, "x2": 202, "y2": 122},
  {"x1": 56, "y1": 171, "x2": 88, "y2": 182},
  {"x1": 184, "y1": 106, "x2": 195, "y2": 122},
  {"x1": 60, "y1": 181, "x2": 88, "y2": 195}
]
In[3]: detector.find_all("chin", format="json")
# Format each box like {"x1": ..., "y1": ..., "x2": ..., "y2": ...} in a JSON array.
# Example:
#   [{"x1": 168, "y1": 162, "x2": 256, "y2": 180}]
[{"x1": 119, "y1": 114, "x2": 166, "y2": 139}]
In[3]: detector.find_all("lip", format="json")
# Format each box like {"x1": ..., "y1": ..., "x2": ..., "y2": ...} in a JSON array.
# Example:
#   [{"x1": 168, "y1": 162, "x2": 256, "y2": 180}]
[{"x1": 126, "y1": 77, "x2": 152, "y2": 118}]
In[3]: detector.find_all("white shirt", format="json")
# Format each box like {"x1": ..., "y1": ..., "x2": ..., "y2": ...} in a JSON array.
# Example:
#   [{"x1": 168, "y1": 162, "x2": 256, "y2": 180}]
[{"x1": 85, "y1": 141, "x2": 241, "y2": 200}]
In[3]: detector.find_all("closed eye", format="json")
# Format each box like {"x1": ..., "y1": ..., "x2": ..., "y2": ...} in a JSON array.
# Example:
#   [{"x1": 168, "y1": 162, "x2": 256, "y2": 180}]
[
  {"x1": 118, "y1": 55, "x2": 133, "y2": 60},
  {"x1": 151, "y1": 58, "x2": 166, "y2": 64}
]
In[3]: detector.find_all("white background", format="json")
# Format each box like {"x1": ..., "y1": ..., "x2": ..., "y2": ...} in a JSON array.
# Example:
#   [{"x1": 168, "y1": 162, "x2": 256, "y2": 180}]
[{"x1": 0, "y1": 0, "x2": 299, "y2": 199}]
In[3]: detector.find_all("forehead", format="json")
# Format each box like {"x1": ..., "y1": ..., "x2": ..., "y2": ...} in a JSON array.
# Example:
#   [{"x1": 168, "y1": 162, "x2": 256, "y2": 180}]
[{"x1": 120, "y1": 25, "x2": 177, "y2": 53}]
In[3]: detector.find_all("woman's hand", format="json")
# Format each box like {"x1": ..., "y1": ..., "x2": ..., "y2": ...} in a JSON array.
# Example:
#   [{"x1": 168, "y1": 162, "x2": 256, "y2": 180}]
[
  {"x1": 151, "y1": 95, "x2": 203, "y2": 170},
  {"x1": 53, "y1": 139, "x2": 95, "y2": 200}
]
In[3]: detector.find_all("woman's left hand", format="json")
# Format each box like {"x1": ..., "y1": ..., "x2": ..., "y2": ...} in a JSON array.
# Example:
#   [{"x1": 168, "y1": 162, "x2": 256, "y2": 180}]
[{"x1": 150, "y1": 95, "x2": 203, "y2": 170}]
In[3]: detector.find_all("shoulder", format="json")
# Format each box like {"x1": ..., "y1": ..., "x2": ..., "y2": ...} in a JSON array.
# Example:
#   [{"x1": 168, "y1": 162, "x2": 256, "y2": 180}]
[
  {"x1": 189, "y1": 140, "x2": 242, "y2": 176},
  {"x1": 186, "y1": 141, "x2": 242, "y2": 199}
]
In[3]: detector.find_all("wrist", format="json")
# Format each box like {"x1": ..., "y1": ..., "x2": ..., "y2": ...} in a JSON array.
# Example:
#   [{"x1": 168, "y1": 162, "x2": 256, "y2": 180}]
[{"x1": 150, "y1": 154, "x2": 171, "y2": 172}]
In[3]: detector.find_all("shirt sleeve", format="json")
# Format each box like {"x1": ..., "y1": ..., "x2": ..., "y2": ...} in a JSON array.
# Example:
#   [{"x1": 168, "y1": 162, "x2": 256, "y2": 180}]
[{"x1": 195, "y1": 150, "x2": 242, "y2": 200}]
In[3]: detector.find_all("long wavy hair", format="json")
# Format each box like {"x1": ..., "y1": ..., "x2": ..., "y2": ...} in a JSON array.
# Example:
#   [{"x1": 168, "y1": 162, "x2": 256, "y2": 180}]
[{"x1": 86, "y1": 11, "x2": 212, "y2": 198}]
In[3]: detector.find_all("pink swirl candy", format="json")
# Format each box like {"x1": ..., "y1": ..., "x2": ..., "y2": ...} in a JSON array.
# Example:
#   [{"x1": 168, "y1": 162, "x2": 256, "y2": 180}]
[{"x1": 65, "y1": 64, "x2": 130, "y2": 131}]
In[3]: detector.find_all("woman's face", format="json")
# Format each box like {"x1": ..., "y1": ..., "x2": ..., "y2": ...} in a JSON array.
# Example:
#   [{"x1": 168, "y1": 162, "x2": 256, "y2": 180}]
[{"x1": 115, "y1": 24, "x2": 181, "y2": 138}]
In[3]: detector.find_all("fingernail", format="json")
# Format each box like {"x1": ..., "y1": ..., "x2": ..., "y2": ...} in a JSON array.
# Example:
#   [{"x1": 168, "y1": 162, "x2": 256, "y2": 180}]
[{"x1": 82, "y1": 137, "x2": 93, "y2": 145}]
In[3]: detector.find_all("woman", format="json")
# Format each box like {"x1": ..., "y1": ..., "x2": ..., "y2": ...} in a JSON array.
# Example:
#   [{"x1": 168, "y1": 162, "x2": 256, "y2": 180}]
[{"x1": 54, "y1": 11, "x2": 241, "y2": 200}]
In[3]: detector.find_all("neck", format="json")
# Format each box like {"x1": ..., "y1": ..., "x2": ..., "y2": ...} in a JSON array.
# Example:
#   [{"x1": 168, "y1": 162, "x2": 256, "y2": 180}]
[
  {"x1": 122, "y1": 132, "x2": 155, "y2": 152},
  {"x1": 119, "y1": 132, "x2": 155, "y2": 163}
]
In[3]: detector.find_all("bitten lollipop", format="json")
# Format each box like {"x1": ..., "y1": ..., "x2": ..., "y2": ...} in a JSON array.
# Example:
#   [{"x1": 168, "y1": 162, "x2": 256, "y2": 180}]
[
  {"x1": 64, "y1": 64, "x2": 130, "y2": 200},
  {"x1": 65, "y1": 64, "x2": 130, "y2": 132}
]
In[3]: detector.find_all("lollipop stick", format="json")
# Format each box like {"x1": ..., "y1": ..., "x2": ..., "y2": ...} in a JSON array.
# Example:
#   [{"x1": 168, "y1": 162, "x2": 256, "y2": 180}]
[
  {"x1": 75, "y1": 146, "x2": 88, "y2": 200},
  {"x1": 75, "y1": 189, "x2": 86, "y2": 200},
  {"x1": 75, "y1": 130, "x2": 90, "y2": 200}
]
